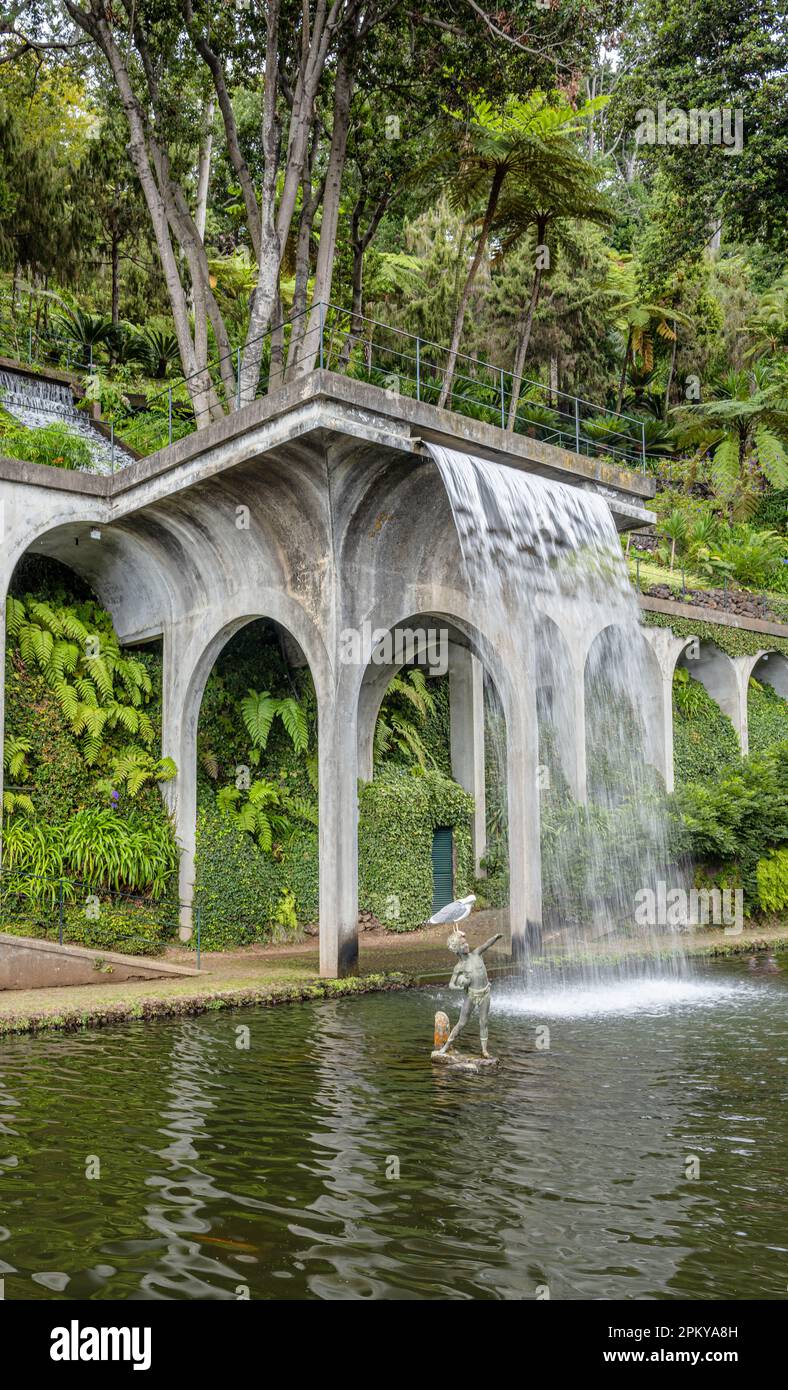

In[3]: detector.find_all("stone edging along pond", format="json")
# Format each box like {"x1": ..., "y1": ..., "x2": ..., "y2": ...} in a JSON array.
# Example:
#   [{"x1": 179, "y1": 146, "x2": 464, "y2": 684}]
[
  {"x1": 0, "y1": 931, "x2": 785, "y2": 1038},
  {"x1": 0, "y1": 971, "x2": 414, "y2": 1038}
]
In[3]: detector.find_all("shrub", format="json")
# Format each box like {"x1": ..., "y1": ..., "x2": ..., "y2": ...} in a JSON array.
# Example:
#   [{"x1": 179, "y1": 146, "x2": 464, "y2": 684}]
[
  {"x1": 675, "y1": 743, "x2": 788, "y2": 907},
  {"x1": 0, "y1": 422, "x2": 94, "y2": 470},
  {"x1": 672, "y1": 678, "x2": 740, "y2": 785},
  {"x1": 358, "y1": 767, "x2": 474, "y2": 930},
  {"x1": 747, "y1": 680, "x2": 788, "y2": 757},
  {"x1": 756, "y1": 849, "x2": 788, "y2": 913}
]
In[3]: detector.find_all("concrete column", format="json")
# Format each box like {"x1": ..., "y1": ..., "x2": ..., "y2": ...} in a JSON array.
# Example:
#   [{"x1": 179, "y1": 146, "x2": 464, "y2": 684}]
[
  {"x1": 319, "y1": 692, "x2": 359, "y2": 978},
  {"x1": 503, "y1": 644, "x2": 542, "y2": 958},
  {"x1": 449, "y1": 644, "x2": 487, "y2": 873},
  {"x1": 566, "y1": 663, "x2": 587, "y2": 803},
  {"x1": 0, "y1": 585, "x2": 6, "y2": 865},
  {"x1": 731, "y1": 656, "x2": 756, "y2": 756},
  {"x1": 160, "y1": 625, "x2": 198, "y2": 941},
  {"x1": 641, "y1": 627, "x2": 691, "y2": 793}
]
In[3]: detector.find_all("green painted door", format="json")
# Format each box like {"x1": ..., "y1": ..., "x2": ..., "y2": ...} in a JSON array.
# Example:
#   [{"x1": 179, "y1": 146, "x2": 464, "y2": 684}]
[{"x1": 431, "y1": 826, "x2": 454, "y2": 913}]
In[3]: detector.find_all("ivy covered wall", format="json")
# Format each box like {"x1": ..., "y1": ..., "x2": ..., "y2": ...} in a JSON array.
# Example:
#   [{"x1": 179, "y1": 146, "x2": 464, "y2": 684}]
[{"x1": 195, "y1": 768, "x2": 474, "y2": 950}]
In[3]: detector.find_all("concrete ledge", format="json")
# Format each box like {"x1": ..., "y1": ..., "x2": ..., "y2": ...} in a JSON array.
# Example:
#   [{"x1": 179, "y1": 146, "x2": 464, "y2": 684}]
[
  {"x1": 0, "y1": 932, "x2": 201, "y2": 991},
  {"x1": 639, "y1": 593, "x2": 788, "y2": 639},
  {"x1": 0, "y1": 371, "x2": 655, "y2": 514}
]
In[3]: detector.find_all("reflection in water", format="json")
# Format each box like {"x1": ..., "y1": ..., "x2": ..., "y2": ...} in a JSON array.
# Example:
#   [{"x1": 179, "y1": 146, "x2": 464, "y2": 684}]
[{"x1": 0, "y1": 962, "x2": 785, "y2": 1300}]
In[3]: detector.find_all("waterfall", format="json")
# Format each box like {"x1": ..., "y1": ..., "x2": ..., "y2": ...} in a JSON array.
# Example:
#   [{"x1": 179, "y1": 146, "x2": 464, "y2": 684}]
[
  {"x1": 0, "y1": 368, "x2": 133, "y2": 474},
  {"x1": 428, "y1": 442, "x2": 687, "y2": 984}
]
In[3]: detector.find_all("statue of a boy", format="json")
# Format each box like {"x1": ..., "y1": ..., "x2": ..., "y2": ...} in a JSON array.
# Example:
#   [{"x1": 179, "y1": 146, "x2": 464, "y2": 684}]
[{"x1": 439, "y1": 928, "x2": 502, "y2": 1059}]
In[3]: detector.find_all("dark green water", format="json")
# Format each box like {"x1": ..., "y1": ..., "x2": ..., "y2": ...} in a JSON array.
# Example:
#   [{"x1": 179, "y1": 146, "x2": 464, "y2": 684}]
[{"x1": 1, "y1": 960, "x2": 786, "y2": 1301}]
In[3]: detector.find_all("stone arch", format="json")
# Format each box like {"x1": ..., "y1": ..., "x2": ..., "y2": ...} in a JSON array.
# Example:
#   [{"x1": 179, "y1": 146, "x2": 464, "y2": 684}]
[
  {"x1": 584, "y1": 620, "x2": 667, "y2": 793},
  {"x1": 353, "y1": 603, "x2": 542, "y2": 955},
  {"x1": 675, "y1": 639, "x2": 742, "y2": 746},
  {"x1": 161, "y1": 590, "x2": 331, "y2": 944}
]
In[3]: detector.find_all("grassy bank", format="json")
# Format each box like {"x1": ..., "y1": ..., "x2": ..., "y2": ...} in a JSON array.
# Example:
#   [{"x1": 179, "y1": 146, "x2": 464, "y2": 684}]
[{"x1": 0, "y1": 968, "x2": 412, "y2": 1037}]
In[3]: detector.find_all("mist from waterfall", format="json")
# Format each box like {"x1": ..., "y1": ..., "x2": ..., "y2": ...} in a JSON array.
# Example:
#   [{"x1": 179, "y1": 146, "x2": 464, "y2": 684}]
[
  {"x1": 0, "y1": 368, "x2": 133, "y2": 473},
  {"x1": 428, "y1": 442, "x2": 688, "y2": 985}
]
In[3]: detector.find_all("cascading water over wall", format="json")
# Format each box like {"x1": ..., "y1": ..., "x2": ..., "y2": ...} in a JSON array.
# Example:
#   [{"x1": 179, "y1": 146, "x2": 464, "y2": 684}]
[
  {"x1": 0, "y1": 368, "x2": 133, "y2": 474},
  {"x1": 428, "y1": 442, "x2": 688, "y2": 982}
]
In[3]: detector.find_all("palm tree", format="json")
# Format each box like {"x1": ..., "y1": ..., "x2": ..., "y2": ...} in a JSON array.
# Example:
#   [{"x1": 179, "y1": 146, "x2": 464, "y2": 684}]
[
  {"x1": 606, "y1": 256, "x2": 692, "y2": 413},
  {"x1": 490, "y1": 159, "x2": 611, "y2": 430},
  {"x1": 414, "y1": 92, "x2": 607, "y2": 409},
  {"x1": 743, "y1": 274, "x2": 787, "y2": 362},
  {"x1": 675, "y1": 367, "x2": 788, "y2": 518}
]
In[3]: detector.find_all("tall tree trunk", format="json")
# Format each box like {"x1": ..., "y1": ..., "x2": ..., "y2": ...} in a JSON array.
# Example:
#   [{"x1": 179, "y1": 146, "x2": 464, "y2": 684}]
[
  {"x1": 297, "y1": 44, "x2": 355, "y2": 378},
  {"x1": 194, "y1": 97, "x2": 215, "y2": 243},
  {"x1": 111, "y1": 225, "x2": 120, "y2": 325},
  {"x1": 438, "y1": 164, "x2": 506, "y2": 409},
  {"x1": 663, "y1": 330, "x2": 678, "y2": 420},
  {"x1": 616, "y1": 326, "x2": 632, "y2": 413},
  {"x1": 269, "y1": 290, "x2": 285, "y2": 390},
  {"x1": 506, "y1": 261, "x2": 543, "y2": 431},
  {"x1": 549, "y1": 354, "x2": 558, "y2": 406},
  {"x1": 284, "y1": 140, "x2": 323, "y2": 380},
  {"x1": 338, "y1": 189, "x2": 390, "y2": 367}
]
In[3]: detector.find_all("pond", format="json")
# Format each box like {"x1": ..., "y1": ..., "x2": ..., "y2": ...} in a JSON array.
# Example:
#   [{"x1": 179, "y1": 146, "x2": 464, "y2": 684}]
[{"x1": 1, "y1": 959, "x2": 786, "y2": 1300}]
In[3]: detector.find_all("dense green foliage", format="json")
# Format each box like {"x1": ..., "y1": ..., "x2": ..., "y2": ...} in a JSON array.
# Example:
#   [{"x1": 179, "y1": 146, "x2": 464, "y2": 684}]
[
  {"x1": 672, "y1": 672, "x2": 741, "y2": 785},
  {"x1": 358, "y1": 769, "x2": 474, "y2": 932},
  {"x1": 748, "y1": 681, "x2": 788, "y2": 758},
  {"x1": 676, "y1": 743, "x2": 788, "y2": 910}
]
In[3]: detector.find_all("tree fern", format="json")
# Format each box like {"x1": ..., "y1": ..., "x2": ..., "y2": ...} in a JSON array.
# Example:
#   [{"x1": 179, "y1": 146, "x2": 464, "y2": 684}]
[
  {"x1": 277, "y1": 696, "x2": 308, "y2": 753},
  {"x1": 240, "y1": 688, "x2": 279, "y2": 749}
]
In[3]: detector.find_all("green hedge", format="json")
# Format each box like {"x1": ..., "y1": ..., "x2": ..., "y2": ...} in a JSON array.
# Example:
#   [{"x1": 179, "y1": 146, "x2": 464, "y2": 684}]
[
  {"x1": 748, "y1": 682, "x2": 788, "y2": 757},
  {"x1": 358, "y1": 767, "x2": 474, "y2": 931},
  {"x1": 0, "y1": 902, "x2": 170, "y2": 956},
  {"x1": 195, "y1": 767, "x2": 474, "y2": 947},
  {"x1": 673, "y1": 679, "x2": 740, "y2": 785}
]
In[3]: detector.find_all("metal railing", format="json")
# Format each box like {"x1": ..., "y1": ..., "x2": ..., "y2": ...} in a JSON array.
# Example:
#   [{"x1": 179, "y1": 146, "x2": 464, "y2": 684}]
[
  {"x1": 140, "y1": 302, "x2": 648, "y2": 469},
  {"x1": 627, "y1": 533, "x2": 788, "y2": 625},
  {"x1": 0, "y1": 870, "x2": 192, "y2": 961},
  {"x1": 0, "y1": 297, "x2": 649, "y2": 471}
]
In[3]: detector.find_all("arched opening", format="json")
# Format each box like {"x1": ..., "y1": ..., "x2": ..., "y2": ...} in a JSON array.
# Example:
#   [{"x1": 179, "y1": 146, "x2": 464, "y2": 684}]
[
  {"x1": 191, "y1": 617, "x2": 319, "y2": 953},
  {"x1": 568, "y1": 621, "x2": 673, "y2": 937},
  {"x1": 747, "y1": 651, "x2": 788, "y2": 758},
  {"x1": 354, "y1": 609, "x2": 521, "y2": 950},
  {"x1": 585, "y1": 622, "x2": 665, "y2": 800},
  {"x1": 1, "y1": 544, "x2": 176, "y2": 951},
  {"x1": 675, "y1": 640, "x2": 740, "y2": 732},
  {"x1": 673, "y1": 639, "x2": 741, "y2": 772}
]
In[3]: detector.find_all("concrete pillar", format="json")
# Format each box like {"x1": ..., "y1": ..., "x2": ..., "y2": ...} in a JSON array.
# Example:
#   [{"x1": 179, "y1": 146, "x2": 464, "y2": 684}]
[
  {"x1": 641, "y1": 627, "x2": 691, "y2": 793},
  {"x1": 160, "y1": 625, "x2": 197, "y2": 941},
  {"x1": 503, "y1": 644, "x2": 542, "y2": 958},
  {"x1": 449, "y1": 644, "x2": 487, "y2": 873},
  {"x1": 318, "y1": 692, "x2": 359, "y2": 978},
  {"x1": 731, "y1": 656, "x2": 757, "y2": 756},
  {"x1": 0, "y1": 584, "x2": 6, "y2": 865},
  {"x1": 566, "y1": 663, "x2": 587, "y2": 802}
]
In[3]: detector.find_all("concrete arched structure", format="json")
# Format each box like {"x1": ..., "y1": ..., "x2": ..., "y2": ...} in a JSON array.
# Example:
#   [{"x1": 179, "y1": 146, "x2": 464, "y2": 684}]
[
  {"x1": 353, "y1": 603, "x2": 542, "y2": 955},
  {"x1": 750, "y1": 650, "x2": 788, "y2": 700},
  {"x1": 0, "y1": 373, "x2": 679, "y2": 974},
  {"x1": 584, "y1": 621, "x2": 667, "y2": 790}
]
